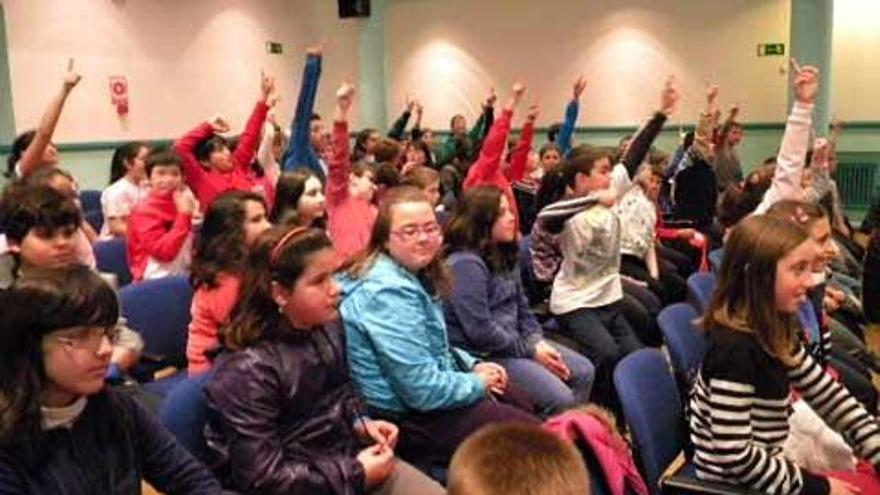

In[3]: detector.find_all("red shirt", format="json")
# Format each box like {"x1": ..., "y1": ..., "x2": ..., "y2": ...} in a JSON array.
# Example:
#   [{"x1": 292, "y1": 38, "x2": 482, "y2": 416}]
[
  {"x1": 326, "y1": 120, "x2": 377, "y2": 262},
  {"x1": 174, "y1": 101, "x2": 274, "y2": 210},
  {"x1": 463, "y1": 108, "x2": 534, "y2": 229},
  {"x1": 188, "y1": 273, "x2": 241, "y2": 375},
  {"x1": 127, "y1": 191, "x2": 193, "y2": 282}
]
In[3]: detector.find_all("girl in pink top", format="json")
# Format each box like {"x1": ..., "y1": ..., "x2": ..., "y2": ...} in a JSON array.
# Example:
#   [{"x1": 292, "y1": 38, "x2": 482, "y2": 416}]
[
  {"x1": 326, "y1": 83, "x2": 379, "y2": 262},
  {"x1": 187, "y1": 191, "x2": 271, "y2": 374}
]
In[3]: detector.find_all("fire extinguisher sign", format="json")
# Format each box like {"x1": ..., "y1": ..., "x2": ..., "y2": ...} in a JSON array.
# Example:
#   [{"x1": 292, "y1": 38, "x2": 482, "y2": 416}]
[{"x1": 109, "y1": 76, "x2": 129, "y2": 115}]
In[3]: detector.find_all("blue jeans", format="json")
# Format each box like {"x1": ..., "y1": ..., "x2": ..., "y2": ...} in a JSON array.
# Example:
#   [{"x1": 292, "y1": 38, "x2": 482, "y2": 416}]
[{"x1": 495, "y1": 341, "x2": 595, "y2": 417}]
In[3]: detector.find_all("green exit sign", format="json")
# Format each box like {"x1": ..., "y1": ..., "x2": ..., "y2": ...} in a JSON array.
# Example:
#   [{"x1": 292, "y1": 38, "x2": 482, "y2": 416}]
[
  {"x1": 757, "y1": 43, "x2": 785, "y2": 57},
  {"x1": 266, "y1": 42, "x2": 283, "y2": 55}
]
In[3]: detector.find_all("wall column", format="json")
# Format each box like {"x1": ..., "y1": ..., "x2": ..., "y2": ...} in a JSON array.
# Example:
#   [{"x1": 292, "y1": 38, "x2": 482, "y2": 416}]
[
  {"x1": 789, "y1": 0, "x2": 833, "y2": 133},
  {"x1": 356, "y1": 0, "x2": 388, "y2": 129},
  {"x1": 0, "y1": 3, "x2": 16, "y2": 147}
]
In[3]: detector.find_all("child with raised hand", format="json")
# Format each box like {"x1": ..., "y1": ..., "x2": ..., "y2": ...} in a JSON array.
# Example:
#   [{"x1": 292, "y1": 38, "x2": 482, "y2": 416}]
[
  {"x1": 339, "y1": 186, "x2": 538, "y2": 469},
  {"x1": 282, "y1": 46, "x2": 327, "y2": 178},
  {"x1": 101, "y1": 142, "x2": 151, "y2": 238},
  {"x1": 6, "y1": 58, "x2": 81, "y2": 179},
  {"x1": 463, "y1": 83, "x2": 532, "y2": 230},
  {"x1": 0, "y1": 266, "x2": 221, "y2": 494},
  {"x1": 753, "y1": 59, "x2": 819, "y2": 214},
  {"x1": 187, "y1": 191, "x2": 271, "y2": 375},
  {"x1": 435, "y1": 88, "x2": 496, "y2": 167},
  {"x1": 444, "y1": 186, "x2": 595, "y2": 416},
  {"x1": 174, "y1": 70, "x2": 276, "y2": 210},
  {"x1": 689, "y1": 214, "x2": 880, "y2": 495},
  {"x1": 126, "y1": 150, "x2": 198, "y2": 282},
  {"x1": 534, "y1": 79, "x2": 678, "y2": 401},
  {"x1": 204, "y1": 226, "x2": 443, "y2": 495},
  {"x1": 326, "y1": 82, "x2": 380, "y2": 262}
]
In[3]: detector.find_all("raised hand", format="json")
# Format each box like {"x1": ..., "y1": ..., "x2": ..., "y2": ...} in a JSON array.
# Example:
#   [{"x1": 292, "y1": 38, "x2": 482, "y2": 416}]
[
  {"x1": 790, "y1": 58, "x2": 819, "y2": 104},
  {"x1": 573, "y1": 75, "x2": 587, "y2": 100},
  {"x1": 660, "y1": 76, "x2": 679, "y2": 116},
  {"x1": 63, "y1": 58, "x2": 82, "y2": 92},
  {"x1": 210, "y1": 116, "x2": 231, "y2": 134},
  {"x1": 484, "y1": 86, "x2": 498, "y2": 108},
  {"x1": 705, "y1": 83, "x2": 719, "y2": 106},
  {"x1": 260, "y1": 69, "x2": 277, "y2": 104},
  {"x1": 526, "y1": 103, "x2": 540, "y2": 121},
  {"x1": 336, "y1": 82, "x2": 356, "y2": 115},
  {"x1": 728, "y1": 103, "x2": 740, "y2": 120},
  {"x1": 405, "y1": 94, "x2": 415, "y2": 112},
  {"x1": 306, "y1": 45, "x2": 323, "y2": 57}
]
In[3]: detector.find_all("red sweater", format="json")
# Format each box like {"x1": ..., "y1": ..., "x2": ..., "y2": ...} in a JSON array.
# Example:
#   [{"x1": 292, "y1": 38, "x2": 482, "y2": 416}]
[
  {"x1": 127, "y1": 191, "x2": 193, "y2": 282},
  {"x1": 463, "y1": 108, "x2": 533, "y2": 228},
  {"x1": 174, "y1": 101, "x2": 274, "y2": 210},
  {"x1": 187, "y1": 273, "x2": 241, "y2": 375},
  {"x1": 327, "y1": 120, "x2": 377, "y2": 262}
]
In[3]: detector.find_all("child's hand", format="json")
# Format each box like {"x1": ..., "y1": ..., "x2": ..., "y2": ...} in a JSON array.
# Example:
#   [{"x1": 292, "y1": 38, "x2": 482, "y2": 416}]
[
  {"x1": 173, "y1": 189, "x2": 197, "y2": 215},
  {"x1": 260, "y1": 69, "x2": 277, "y2": 104},
  {"x1": 483, "y1": 86, "x2": 497, "y2": 108},
  {"x1": 306, "y1": 45, "x2": 323, "y2": 57},
  {"x1": 336, "y1": 82, "x2": 356, "y2": 112},
  {"x1": 512, "y1": 82, "x2": 526, "y2": 101},
  {"x1": 728, "y1": 103, "x2": 740, "y2": 120},
  {"x1": 356, "y1": 444, "x2": 395, "y2": 489},
  {"x1": 526, "y1": 104, "x2": 540, "y2": 121},
  {"x1": 63, "y1": 58, "x2": 82, "y2": 92},
  {"x1": 357, "y1": 420, "x2": 399, "y2": 449},
  {"x1": 210, "y1": 116, "x2": 231, "y2": 134},
  {"x1": 827, "y1": 476, "x2": 861, "y2": 495},
  {"x1": 660, "y1": 76, "x2": 679, "y2": 116},
  {"x1": 404, "y1": 94, "x2": 415, "y2": 112},
  {"x1": 414, "y1": 101, "x2": 423, "y2": 118},
  {"x1": 791, "y1": 58, "x2": 819, "y2": 104},
  {"x1": 705, "y1": 83, "x2": 719, "y2": 106},
  {"x1": 534, "y1": 340, "x2": 570, "y2": 380},
  {"x1": 573, "y1": 75, "x2": 587, "y2": 101}
]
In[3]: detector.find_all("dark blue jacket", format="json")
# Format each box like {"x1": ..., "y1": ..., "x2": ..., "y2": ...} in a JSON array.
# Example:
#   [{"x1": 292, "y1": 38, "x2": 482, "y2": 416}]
[
  {"x1": 282, "y1": 53, "x2": 324, "y2": 179},
  {"x1": 0, "y1": 388, "x2": 221, "y2": 494}
]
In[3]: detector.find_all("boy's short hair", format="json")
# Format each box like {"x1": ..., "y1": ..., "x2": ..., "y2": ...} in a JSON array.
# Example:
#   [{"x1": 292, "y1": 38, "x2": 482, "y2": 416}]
[
  {"x1": 145, "y1": 148, "x2": 184, "y2": 177},
  {"x1": 448, "y1": 423, "x2": 591, "y2": 495},
  {"x1": 0, "y1": 184, "x2": 81, "y2": 244},
  {"x1": 373, "y1": 138, "x2": 402, "y2": 164}
]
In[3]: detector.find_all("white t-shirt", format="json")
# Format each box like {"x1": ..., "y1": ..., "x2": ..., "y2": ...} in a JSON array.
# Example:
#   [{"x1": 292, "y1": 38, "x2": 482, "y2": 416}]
[{"x1": 100, "y1": 178, "x2": 149, "y2": 239}]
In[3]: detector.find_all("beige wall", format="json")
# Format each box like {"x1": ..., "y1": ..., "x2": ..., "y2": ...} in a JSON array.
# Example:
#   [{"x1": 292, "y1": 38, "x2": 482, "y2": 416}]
[
  {"x1": 385, "y1": 0, "x2": 792, "y2": 130},
  {"x1": 3, "y1": 0, "x2": 361, "y2": 143},
  {"x1": 831, "y1": 0, "x2": 880, "y2": 122}
]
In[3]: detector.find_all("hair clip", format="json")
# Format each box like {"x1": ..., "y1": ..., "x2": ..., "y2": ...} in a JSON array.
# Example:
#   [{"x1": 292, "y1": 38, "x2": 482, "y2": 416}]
[{"x1": 270, "y1": 226, "x2": 308, "y2": 265}]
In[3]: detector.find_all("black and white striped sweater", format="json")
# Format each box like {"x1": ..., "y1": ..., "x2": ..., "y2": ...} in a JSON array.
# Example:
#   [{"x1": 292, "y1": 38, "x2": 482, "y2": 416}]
[{"x1": 688, "y1": 326, "x2": 880, "y2": 495}]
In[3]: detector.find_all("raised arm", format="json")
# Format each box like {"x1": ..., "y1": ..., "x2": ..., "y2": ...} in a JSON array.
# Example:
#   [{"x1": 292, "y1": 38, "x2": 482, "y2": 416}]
[
  {"x1": 18, "y1": 60, "x2": 81, "y2": 177},
  {"x1": 464, "y1": 83, "x2": 524, "y2": 188},
  {"x1": 470, "y1": 87, "x2": 497, "y2": 143},
  {"x1": 410, "y1": 102, "x2": 424, "y2": 141},
  {"x1": 558, "y1": 76, "x2": 586, "y2": 158},
  {"x1": 326, "y1": 83, "x2": 355, "y2": 207},
  {"x1": 387, "y1": 96, "x2": 414, "y2": 140},
  {"x1": 282, "y1": 48, "x2": 323, "y2": 176},
  {"x1": 508, "y1": 104, "x2": 538, "y2": 183},
  {"x1": 620, "y1": 77, "x2": 677, "y2": 178},
  {"x1": 231, "y1": 71, "x2": 273, "y2": 171},
  {"x1": 174, "y1": 118, "x2": 228, "y2": 192},
  {"x1": 754, "y1": 61, "x2": 817, "y2": 214}
]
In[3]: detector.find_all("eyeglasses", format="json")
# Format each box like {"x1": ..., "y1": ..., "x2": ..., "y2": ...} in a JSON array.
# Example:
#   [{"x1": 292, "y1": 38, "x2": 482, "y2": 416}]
[
  {"x1": 390, "y1": 222, "x2": 442, "y2": 242},
  {"x1": 53, "y1": 326, "x2": 121, "y2": 351}
]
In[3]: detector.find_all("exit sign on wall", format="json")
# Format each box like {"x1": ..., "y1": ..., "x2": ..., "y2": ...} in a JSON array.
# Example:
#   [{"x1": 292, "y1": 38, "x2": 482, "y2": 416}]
[
  {"x1": 266, "y1": 42, "x2": 283, "y2": 55},
  {"x1": 757, "y1": 43, "x2": 785, "y2": 57}
]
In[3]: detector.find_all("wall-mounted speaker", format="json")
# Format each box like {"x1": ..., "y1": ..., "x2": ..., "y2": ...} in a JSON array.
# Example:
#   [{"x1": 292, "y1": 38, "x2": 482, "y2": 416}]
[{"x1": 339, "y1": 0, "x2": 370, "y2": 18}]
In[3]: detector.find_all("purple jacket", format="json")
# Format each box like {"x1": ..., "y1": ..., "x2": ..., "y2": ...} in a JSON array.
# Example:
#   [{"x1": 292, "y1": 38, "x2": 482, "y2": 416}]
[{"x1": 204, "y1": 321, "x2": 367, "y2": 495}]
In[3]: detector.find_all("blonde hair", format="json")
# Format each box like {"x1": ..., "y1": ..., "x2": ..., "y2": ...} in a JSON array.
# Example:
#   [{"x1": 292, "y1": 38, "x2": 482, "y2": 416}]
[{"x1": 448, "y1": 423, "x2": 590, "y2": 495}]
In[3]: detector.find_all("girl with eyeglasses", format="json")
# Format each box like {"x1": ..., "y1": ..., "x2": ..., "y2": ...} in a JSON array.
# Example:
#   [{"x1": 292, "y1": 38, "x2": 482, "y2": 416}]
[
  {"x1": 338, "y1": 186, "x2": 538, "y2": 470},
  {"x1": 0, "y1": 266, "x2": 220, "y2": 493}
]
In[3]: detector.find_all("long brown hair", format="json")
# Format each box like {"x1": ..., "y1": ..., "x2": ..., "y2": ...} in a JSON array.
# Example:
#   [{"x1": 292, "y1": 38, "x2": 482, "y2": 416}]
[
  {"x1": 444, "y1": 186, "x2": 517, "y2": 273},
  {"x1": 222, "y1": 226, "x2": 333, "y2": 351},
  {"x1": 704, "y1": 215, "x2": 809, "y2": 364},
  {"x1": 344, "y1": 186, "x2": 451, "y2": 298}
]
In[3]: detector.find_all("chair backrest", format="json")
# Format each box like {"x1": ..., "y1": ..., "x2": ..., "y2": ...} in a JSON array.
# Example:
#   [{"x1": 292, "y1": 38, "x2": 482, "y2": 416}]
[
  {"x1": 119, "y1": 276, "x2": 193, "y2": 368},
  {"x1": 84, "y1": 208, "x2": 104, "y2": 233},
  {"x1": 657, "y1": 303, "x2": 706, "y2": 385},
  {"x1": 79, "y1": 189, "x2": 102, "y2": 213},
  {"x1": 614, "y1": 349, "x2": 685, "y2": 495},
  {"x1": 686, "y1": 272, "x2": 716, "y2": 314},
  {"x1": 94, "y1": 237, "x2": 133, "y2": 287},
  {"x1": 159, "y1": 373, "x2": 211, "y2": 460}
]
